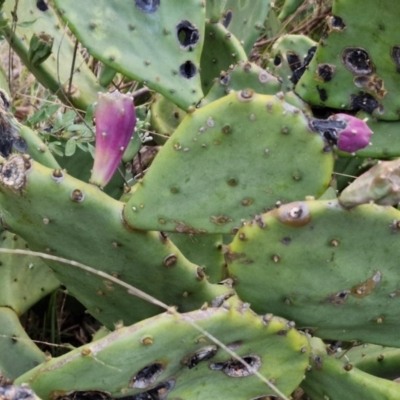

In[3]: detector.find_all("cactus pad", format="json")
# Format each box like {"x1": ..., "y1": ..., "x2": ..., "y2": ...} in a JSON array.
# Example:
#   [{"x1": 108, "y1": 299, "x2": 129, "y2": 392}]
[
  {"x1": 302, "y1": 338, "x2": 400, "y2": 399},
  {"x1": 15, "y1": 305, "x2": 310, "y2": 399},
  {"x1": 0, "y1": 307, "x2": 46, "y2": 380},
  {"x1": 295, "y1": 0, "x2": 400, "y2": 120},
  {"x1": 229, "y1": 199, "x2": 400, "y2": 346},
  {"x1": 0, "y1": 231, "x2": 59, "y2": 316},
  {"x1": 124, "y1": 92, "x2": 333, "y2": 234},
  {"x1": 54, "y1": 0, "x2": 206, "y2": 110}
]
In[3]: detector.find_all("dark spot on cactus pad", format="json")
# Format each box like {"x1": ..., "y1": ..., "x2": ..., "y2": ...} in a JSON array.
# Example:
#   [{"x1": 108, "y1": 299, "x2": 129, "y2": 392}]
[
  {"x1": 316, "y1": 85, "x2": 328, "y2": 102},
  {"x1": 290, "y1": 46, "x2": 317, "y2": 84},
  {"x1": 134, "y1": 0, "x2": 160, "y2": 13},
  {"x1": 220, "y1": 72, "x2": 230, "y2": 85},
  {"x1": 179, "y1": 61, "x2": 197, "y2": 79},
  {"x1": 354, "y1": 74, "x2": 386, "y2": 99},
  {"x1": 350, "y1": 92, "x2": 379, "y2": 113},
  {"x1": 316, "y1": 64, "x2": 335, "y2": 82},
  {"x1": 36, "y1": 0, "x2": 49, "y2": 11},
  {"x1": 181, "y1": 345, "x2": 218, "y2": 368},
  {"x1": 286, "y1": 53, "x2": 301, "y2": 72},
  {"x1": 176, "y1": 20, "x2": 200, "y2": 51},
  {"x1": 309, "y1": 118, "x2": 346, "y2": 145},
  {"x1": 273, "y1": 55, "x2": 282, "y2": 66},
  {"x1": 210, "y1": 215, "x2": 233, "y2": 225},
  {"x1": 313, "y1": 355, "x2": 324, "y2": 370},
  {"x1": 210, "y1": 355, "x2": 262, "y2": 377},
  {"x1": 130, "y1": 362, "x2": 164, "y2": 389},
  {"x1": 222, "y1": 10, "x2": 233, "y2": 28},
  {"x1": 281, "y1": 237, "x2": 291, "y2": 245},
  {"x1": 330, "y1": 15, "x2": 346, "y2": 30},
  {"x1": 130, "y1": 379, "x2": 175, "y2": 400},
  {"x1": 325, "y1": 290, "x2": 350, "y2": 305},
  {"x1": 351, "y1": 271, "x2": 381, "y2": 298},
  {"x1": 52, "y1": 390, "x2": 111, "y2": 400},
  {"x1": 342, "y1": 48, "x2": 374, "y2": 75},
  {"x1": 391, "y1": 46, "x2": 400, "y2": 72}
]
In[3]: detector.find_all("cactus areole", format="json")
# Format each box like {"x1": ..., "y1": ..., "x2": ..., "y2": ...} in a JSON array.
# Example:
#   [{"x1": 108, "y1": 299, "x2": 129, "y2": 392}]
[{"x1": 90, "y1": 91, "x2": 136, "y2": 188}]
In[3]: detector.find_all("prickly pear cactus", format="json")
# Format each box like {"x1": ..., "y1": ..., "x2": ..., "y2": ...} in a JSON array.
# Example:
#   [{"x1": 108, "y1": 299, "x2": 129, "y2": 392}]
[
  {"x1": 124, "y1": 92, "x2": 334, "y2": 234},
  {"x1": 0, "y1": 155, "x2": 229, "y2": 328},
  {"x1": 340, "y1": 343, "x2": 400, "y2": 381},
  {"x1": 15, "y1": 304, "x2": 310, "y2": 400},
  {"x1": 0, "y1": 230, "x2": 59, "y2": 316},
  {"x1": 200, "y1": 21, "x2": 247, "y2": 94},
  {"x1": 229, "y1": 199, "x2": 400, "y2": 347},
  {"x1": 0, "y1": 307, "x2": 46, "y2": 380},
  {"x1": 207, "y1": 0, "x2": 272, "y2": 55},
  {"x1": 302, "y1": 338, "x2": 400, "y2": 399},
  {"x1": 150, "y1": 94, "x2": 187, "y2": 144},
  {"x1": 201, "y1": 60, "x2": 281, "y2": 107},
  {"x1": 54, "y1": 0, "x2": 206, "y2": 110},
  {"x1": 267, "y1": 34, "x2": 317, "y2": 92},
  {"x1": 295, "y1": 0, "x2": 400, "y2": 120}
]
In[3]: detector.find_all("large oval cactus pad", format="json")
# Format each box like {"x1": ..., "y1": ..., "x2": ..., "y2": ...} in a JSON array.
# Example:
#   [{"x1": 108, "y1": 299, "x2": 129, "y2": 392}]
[
  {"x1": 15, "y1": 305, "x2": 310, "y2": 400},
  {"x1": 229, "y1": 200, "x2": 400, "y2": 346},
  {"x1": 54, "y1": 0, "x2": 206, "y2": 110},
  {"x1": 125, "y1": 92, "x2": 333, "y2": 234}
]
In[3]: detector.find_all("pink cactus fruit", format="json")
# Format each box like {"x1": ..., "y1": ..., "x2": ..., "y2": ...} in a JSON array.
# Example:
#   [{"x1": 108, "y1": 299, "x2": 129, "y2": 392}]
[
  {"x1": 90, "y1": 91, "x2": 136, "y2": 188},
  {"x1": 332, "y1": 113, "x2": 373, "y2": 153}
]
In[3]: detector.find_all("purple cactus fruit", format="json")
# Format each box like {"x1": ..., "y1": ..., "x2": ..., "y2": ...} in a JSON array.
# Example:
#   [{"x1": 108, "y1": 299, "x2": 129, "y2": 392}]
[
  {"x1": 90, "y1": 91, "x2": 136, "y2": 188},
  {"x1": 332, "y1": 113, "x2": 373, "y2": 153}
]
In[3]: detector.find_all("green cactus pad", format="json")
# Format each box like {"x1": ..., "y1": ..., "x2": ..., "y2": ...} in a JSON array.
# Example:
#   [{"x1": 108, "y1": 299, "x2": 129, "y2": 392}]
[
  {"x1": 124, "y1": 92, "x2": 333, "y2": 234},
  {"x1": 168, "y1": 233, "x2": 226, "y2": 283},
  {"x1": 210, "y1": 0, "x2": 272, "y2": 55},
  {"x1": 0, "y1": 231, "x2": 59, "y2": 316},
  {"x1": 200, "y1": 21, "x2": 247, "y2": 95},
  {"x1": 229, "y1": 199, "x2": 400, "y2": 347},
  {"x1": 0, "y1": 0, "x2": 103, "y2": 110},
  {"x1": 295, "y1": 0, "x2": 400, "y2": 120},
  {"x1": 201, "y1": 61, "x2": 282, "y2": 107},
  {"x1": 278, "y1": 0, "x2": 306, "y2": 21},
  {"x1": 150, "y1": 94, "x2": 187, "y2": 144},
  {"x1": 340, "y1": 343, "x2": 400, "y2": 381},
  {"x1": 0, "y1": 155, "x2": 230, "y2": 328},
  {"x1": 302, "y1": 338, "x2": 400, "y2": 399},
  {"x1": 54, "y1": 0, "x2": 206, "y2": 111},
  {"x1": 267, "y1": 34, "x2": 317, "y2": 92},
  {"x1": 15, "y1": 305, "x2": 310, "y2": 399},
  {"x1": 16, "y1": 124, "x2": 60, "y2": 170},
  {"x1": 0, "y1": 307, "x2": 46, "y2": 380}
]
